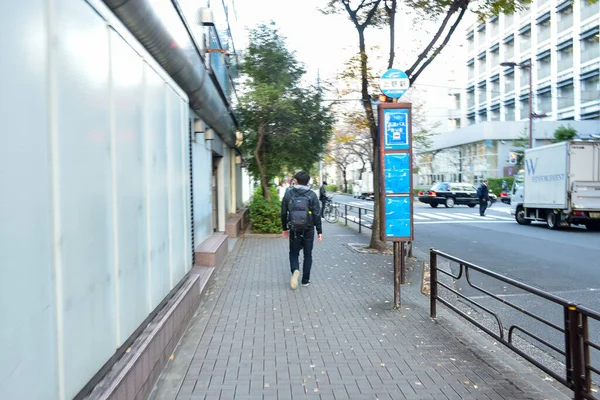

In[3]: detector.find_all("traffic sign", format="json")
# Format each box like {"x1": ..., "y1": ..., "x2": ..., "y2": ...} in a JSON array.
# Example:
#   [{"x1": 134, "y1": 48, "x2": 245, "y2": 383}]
[{"x1": 379, "y1": 69, "x2": 409, "y2": 99}]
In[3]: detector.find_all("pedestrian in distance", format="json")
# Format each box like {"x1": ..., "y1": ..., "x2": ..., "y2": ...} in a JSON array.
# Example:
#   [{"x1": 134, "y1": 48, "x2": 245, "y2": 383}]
[
  {"x1": 281, "y1": 171, "x2": 323, "y2": 290},
  {"x1": 277, "y1": 182, "x2": 286, "y2": 201},
  {"x1": 319, "y1": 180, "x2": 328, "y2": 218},
  {"x1": 478, "y1": 179, "x2": 490, "y2": 216}
]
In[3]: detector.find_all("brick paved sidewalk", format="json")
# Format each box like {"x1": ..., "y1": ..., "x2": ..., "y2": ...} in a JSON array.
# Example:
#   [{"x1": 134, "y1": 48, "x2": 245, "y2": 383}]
[{"x1": 150, "y1": 222, "x2": 568, "y2": 400}]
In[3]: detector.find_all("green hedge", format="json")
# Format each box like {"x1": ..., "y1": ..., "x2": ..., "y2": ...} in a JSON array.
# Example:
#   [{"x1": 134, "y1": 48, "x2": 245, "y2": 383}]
[
  {"x1": 486, "y1": 177, "x2": 514, "y2": 195},
  {"x1": 249, "y1": 186, "x2": 282, "y2": 233},
  {"x1": 326, "y1": 184, "x2": 338, "y2": 193}
]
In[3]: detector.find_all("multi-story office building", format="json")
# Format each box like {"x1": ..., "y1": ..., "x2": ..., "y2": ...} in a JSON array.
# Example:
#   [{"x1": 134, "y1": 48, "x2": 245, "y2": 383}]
[
  {"x1": 416, "y1": 0, "x2": 600, "y2": 186},
  {"x1": 464, "y1": 0, "x2": 600, "y2": 123}
]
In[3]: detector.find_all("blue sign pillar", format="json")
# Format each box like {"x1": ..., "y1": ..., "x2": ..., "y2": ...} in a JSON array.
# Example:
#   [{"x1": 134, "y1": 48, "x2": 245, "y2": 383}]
[
  {"x1": 378, "y1": 103, "x2": 413, "y2": 309},
  {"x1": 379, "y1": 104, "x2": 413, "y2": 242}
]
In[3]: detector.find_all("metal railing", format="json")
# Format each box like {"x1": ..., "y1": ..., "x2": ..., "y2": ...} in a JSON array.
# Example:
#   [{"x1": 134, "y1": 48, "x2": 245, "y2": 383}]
[
  {"x1": 430, "y1": 248, "x2": 599, "y2": 399},
  {"x1": 338, "y1": 201, "x2": 373, "y2": 233}
]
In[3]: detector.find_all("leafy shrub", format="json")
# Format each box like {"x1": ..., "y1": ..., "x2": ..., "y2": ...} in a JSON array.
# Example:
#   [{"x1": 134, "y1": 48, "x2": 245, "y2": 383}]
[
  {"x1": 326, "y1": 184, "x2": 338, "y2": 193},
  {"x1": 486, "y1": 177, "x2": 515, "y2": 195},
  {"x1": 249, "y1": 186, "x2": 282, "y2": 233}
]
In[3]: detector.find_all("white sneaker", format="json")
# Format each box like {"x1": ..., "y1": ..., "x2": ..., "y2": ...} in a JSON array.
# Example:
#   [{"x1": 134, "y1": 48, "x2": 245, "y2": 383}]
[{"x1": 290, "y1": 270, "x2": 300, "y2": 290}]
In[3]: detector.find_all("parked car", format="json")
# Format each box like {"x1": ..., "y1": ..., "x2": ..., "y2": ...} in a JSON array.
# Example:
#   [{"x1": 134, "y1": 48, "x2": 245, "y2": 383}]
[{"x1": 418, "y1": 182, "x2": 497, "y2": 208}]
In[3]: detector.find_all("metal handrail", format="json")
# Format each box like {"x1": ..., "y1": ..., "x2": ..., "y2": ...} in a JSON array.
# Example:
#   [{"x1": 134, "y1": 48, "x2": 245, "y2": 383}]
[{"x1": 429, "y1": 248, "x2": 599, "y2": 400}]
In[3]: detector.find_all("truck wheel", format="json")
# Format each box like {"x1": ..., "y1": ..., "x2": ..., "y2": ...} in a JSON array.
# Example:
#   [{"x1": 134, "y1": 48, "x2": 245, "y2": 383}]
[
  {"x1": 430, "y1": 203, "x2": 439, "y2": 208},
  {"x1": 585, "y1": 222, "x2": 600, "y2": 232},
  {"x1": 444, "y1": 197, "x2": 455, "y2": 208},
  {"x1": 515, "y1": 207, "x2": 531, "y2": 225},
  {"x1": 546, "y1": 212, "x2": 561, "y2": 230}
]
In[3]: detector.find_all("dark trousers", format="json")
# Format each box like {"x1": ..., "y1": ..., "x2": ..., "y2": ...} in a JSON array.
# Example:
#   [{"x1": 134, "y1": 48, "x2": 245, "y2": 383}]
[
  {"x1": 320, "y1": 200, "x2": 326, "y2": 218},
  {"x1": 289, "y1": 228, "x2": 314, "y2": 284},
  {"x1": 479, "y1": 199, "x2": 488, "y2": 216}
]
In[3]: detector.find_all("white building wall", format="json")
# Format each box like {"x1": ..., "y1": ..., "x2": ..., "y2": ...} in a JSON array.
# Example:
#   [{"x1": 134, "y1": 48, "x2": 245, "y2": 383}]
[
  {"x1": 0, "y1": 1, "x2": 194, "y2": 399},
  {"x1": 192, "y1": 135, "x2": 214, "y2": 246}
]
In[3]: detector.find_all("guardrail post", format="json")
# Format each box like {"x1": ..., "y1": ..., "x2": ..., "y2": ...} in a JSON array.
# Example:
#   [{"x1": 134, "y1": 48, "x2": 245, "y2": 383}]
[
  {"x1": 567, "y1": 304, "x2": 584, "y2": 400},
  {"x1": 430, "y1": 249, "x2": 437, "y2": 319},
  {"x1": 358, "y1": 208, "x2": 362, "y2": 233},
  {"x1": 344, "y1": 204, "x2": 348, "y2": 226}
]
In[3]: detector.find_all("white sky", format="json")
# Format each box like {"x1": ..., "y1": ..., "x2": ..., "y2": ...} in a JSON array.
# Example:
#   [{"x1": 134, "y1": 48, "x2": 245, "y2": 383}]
[
  {"x1": 234, "y1": 0, "x2": 469, "y2": 84},
  {"x1": 233, "y1": 0, "x2": 472, "y2": 130}
]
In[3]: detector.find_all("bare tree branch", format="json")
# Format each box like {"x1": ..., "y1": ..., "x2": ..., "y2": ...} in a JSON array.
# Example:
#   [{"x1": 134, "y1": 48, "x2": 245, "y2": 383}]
[
  {"x1": 385, "y1": 0, "x2": 397, "y2": 69},
  {"x1": 409, "y1": 1, "x2": 469, "y2": 84},
  {"x1": 404, "y1": 0, "x2": 463, "y2": 78}
]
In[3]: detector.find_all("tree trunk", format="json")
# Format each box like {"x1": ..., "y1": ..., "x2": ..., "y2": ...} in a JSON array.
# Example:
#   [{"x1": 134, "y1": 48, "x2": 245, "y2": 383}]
[
  {"x1": 342, "y1": 169, "x2": 348, "y2": 193},
  {"x1": 254, "y1": 122, "x2": 270, "y2": 200},
  {"x1": 369, "y1": 141, "x2": 387, "y2": 250},
  {"x1": 357, "y1": 29, "x2": 386, "y2": 251},
  {"x1": 386, "y1": 0, "x2": 397, "y2": 70}
]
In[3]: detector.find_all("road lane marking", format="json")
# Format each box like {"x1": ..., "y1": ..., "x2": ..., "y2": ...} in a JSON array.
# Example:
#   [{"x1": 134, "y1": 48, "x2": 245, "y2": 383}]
[
  {"x1": 418, "y1": 212, "x2": 453, "y2": 220},
  {"x1": 451, "y1": 214, "x2": 479, "y2": 220}
]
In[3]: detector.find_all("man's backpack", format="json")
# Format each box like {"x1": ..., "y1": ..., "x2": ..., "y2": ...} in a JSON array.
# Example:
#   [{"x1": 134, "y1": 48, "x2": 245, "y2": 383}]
[
  {"x1": 476, "y1": 185, "x2": 483, "y2": 198},
  {"x1": 288, "y1": 192, "x2": 312, "y2": 231}
]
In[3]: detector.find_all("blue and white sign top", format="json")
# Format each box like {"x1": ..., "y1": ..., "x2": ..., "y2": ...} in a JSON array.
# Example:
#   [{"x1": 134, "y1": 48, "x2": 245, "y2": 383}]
[{"x1": 379, "y1": 69, "x2": 409, "y2": 98}]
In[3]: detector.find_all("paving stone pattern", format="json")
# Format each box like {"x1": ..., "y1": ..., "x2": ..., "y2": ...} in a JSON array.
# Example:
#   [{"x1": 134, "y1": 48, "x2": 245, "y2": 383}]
[{"x1": 154, "y1": 222, "x2": 560, "y2": 400}]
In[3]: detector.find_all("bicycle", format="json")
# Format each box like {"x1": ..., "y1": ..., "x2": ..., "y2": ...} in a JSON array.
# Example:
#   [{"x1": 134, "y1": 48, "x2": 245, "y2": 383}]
[{"x1": 323, "y1": 196, "x2": 339, "y2": 223}]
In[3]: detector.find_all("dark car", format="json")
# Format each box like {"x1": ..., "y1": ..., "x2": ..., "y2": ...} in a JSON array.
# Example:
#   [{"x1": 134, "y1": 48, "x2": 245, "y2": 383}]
[{"x1": 418, "y1": 182, "x2": 497, "y2": 208}]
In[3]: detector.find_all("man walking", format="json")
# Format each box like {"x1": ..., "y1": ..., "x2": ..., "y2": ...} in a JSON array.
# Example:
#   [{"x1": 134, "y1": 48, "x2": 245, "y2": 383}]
[
  {"x1": 478, "y1": 179, "x2": 490, "y2": 216},
  {"x1": 281, "y1": 171, "x2": 323, "y2": 289},
  {"x1": 319, "y1": 180, "x2": 328, "y2": 218}
]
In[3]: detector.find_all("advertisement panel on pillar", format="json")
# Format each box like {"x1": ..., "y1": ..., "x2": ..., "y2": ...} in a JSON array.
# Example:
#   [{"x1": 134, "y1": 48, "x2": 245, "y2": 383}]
[{"x1": 378, "y1": 103, "x2": 413, "y2": 242}]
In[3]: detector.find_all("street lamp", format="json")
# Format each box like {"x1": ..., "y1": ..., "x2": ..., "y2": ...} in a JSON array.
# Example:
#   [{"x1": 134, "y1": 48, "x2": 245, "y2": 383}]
[{"x1": 501, "y1": 61, "x2": 533, "y2": 148}]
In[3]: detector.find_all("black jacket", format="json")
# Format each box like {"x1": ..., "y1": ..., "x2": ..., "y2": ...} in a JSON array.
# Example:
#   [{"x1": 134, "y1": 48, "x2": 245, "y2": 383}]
[
  {"x1": 319, "y1": 185, "x2": 327, "y2": 201},
  {"x1": 281, "y1": 185, "x2": 322, "y2": 234},
  {"x1": 479, "y1": 183, "x2": 489, "y2": 201}
]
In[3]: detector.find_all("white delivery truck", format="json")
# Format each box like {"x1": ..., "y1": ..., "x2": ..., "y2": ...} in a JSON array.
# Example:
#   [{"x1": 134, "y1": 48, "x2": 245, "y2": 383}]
[
  {"x1": 352, "y1": 171, "x2": 374, "y2": 200},
  {"x1": 510, "y1": 141, "x2": 600, "y2": 230}
]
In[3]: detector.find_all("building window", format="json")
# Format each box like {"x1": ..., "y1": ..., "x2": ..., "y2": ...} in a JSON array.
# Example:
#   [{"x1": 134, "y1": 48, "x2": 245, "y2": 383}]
[
  {"x1": 537, "y1": 87, "x2": 552, "y2": 114},
  {"x1": 467, "y1": 31, "x2": 475, "y2": 52},
  {"x1": 490, "y1": 75, "x2": 500, "y2": 97},
  {"x1": 448, "y1": 118, "x2": 461, "y2": 130},
  {"x1": 519, "y1": 25, "x2": 531, "y2": 52},
  {"x1": 557, "y1": 80, "x2": 574, "y2": 109},
  {"x1": 581, "y1": 28, "x2": 600, "y2": 64},
  {"x1": 581, "y1": 0, "x2": 600, "y2": 22},
  {"x1": 536, "y1": 52, "x2": 551, "y2": 79},
  {"x1": 504, "y1": 69, "x2": 515, "y2": 92},
  {"x1": 478, "y1": 82, "x2": 487, "y2": 104},
  {"x1": 478, "y1": 24, "x2": 486, "y2": 43},
  {"x1": 504, "y1": 35, "x2": 515, "y2": 59},
  {"x1": 467, "y1": 59, "x2": 475, "y2": 79},
  {"x1": 478, "y1": 53, "x2": 487, "y2": 74},
  {"x1": 478, "y1": 110, "x2": 488, "y2": 122},
  {"x1": 537, "y1": 13, "x2": 551, "y2": 43},
  {"x1": 489, "y1": 16, "x2": 499, "y2": 38},
  {"x1": 504, "y1": 102, "x2": 516, "y2": 120},
  {"x1": 519, "y1": 96, "x2": 529, "y2": 119},
  {"x1": 504, "y1": 13, "x2": 514, "y2": 30},
  {"x1": 449, "y1": 93, "x2": 461, "y2": 109},
  {"x1": 557, "y1": 2, "x2": 573, "y2": 32},
  {"x1": 490, "y1": 44, "x2": 500, "y2": 67},
  {"x1": 557, "y1": 40, "x2": 573, "y2": 71},
  {"x1": 467, "y1": 114, "x2": 476, "y2": 125},
  {"x1": 467, "y1": 87, "x2": 475, "y2": 108},
  {"x1": 519, "y1": 62, "x2": 531, "y2": 88},
  {"x1": 581, "y1": 72, "x2": 600, "y2": 103},
  {"x1": 490, "y1": 106, "x2": 501, "y2": 121}
]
